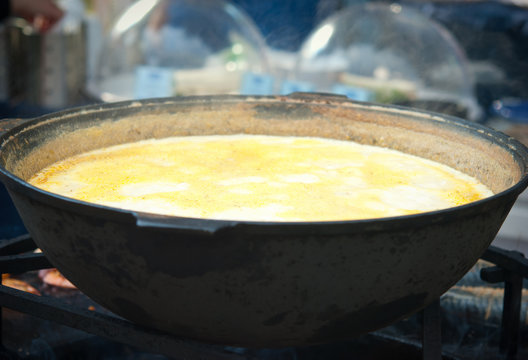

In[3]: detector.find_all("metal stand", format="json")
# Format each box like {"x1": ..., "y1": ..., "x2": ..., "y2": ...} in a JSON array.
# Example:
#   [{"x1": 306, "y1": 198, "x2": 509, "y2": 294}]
[
  {"x1": 0, "y1": 235, "x2": 246, "y2": 360},
  {"x1": 0, "y1": 284, "x2": 247, "y2": 360},
  {"x1": 481, "y1": 245, "x2": 528, "y2": 360},
  {"x1": 0, "y1": 236, "x2": 526, "y2": 360},
  {"x1": 422, "y1": 299, "x2": 442, "y2": 360}
]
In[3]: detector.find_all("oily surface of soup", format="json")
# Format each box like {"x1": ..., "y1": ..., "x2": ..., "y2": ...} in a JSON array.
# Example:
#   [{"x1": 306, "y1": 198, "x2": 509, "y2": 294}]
[{"x1": 28, "y1": 135, "x2": 493, "y2": 221}]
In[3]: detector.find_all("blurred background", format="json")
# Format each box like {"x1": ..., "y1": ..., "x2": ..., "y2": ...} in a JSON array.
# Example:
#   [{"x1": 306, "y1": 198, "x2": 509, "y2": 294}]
[{"x1": 2, "y1": 0, "x2": 527, "y2": 120}]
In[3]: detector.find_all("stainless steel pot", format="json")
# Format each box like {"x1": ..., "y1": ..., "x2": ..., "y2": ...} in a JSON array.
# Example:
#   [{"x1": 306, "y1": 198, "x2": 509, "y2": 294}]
[
  {"x1": 0, "y1": 94, "x2": 527, "y2": 347},
  {"x1": 0, "y1": 18, "x2": 86, "y2": 108}
]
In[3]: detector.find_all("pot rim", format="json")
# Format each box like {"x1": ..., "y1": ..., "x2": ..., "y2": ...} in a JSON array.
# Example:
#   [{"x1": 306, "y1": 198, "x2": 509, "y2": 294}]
[{"x1": 2, "y1": 94, "x2": 528, "y2": 235}]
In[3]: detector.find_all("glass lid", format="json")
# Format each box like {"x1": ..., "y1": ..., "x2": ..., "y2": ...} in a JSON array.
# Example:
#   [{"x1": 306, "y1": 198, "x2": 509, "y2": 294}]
[
  {"x1": 90, "y1": 0, "x2": 270, "y2": 102},
  {"x1": 295, "y1": 3, "x2": 482, "y2": 121}
]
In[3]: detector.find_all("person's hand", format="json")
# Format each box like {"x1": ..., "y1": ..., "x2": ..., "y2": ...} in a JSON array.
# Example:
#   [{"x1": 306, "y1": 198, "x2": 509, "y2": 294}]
[{"x1": 10, "y1": 0, "x2": 64, "y2": 32}]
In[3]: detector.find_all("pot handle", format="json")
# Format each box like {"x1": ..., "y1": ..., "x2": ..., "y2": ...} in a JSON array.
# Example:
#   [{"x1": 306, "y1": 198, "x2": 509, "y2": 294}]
[
  {"x1": 0, "y1": 118, "x2": 32, "y2": 136},
  {"x1": 135, "y1": 212, "x2": 240, "y2": 236}
]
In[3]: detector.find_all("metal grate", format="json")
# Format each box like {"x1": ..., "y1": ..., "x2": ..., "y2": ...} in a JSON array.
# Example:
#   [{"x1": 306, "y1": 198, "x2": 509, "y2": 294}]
[{"x1": 0, "y1": 234, "x2": 526, "y2": 360}]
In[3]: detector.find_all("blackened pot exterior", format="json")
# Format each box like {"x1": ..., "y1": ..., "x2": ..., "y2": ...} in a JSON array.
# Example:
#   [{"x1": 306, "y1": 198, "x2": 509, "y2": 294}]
[{"x1": 1, "y1": 95, "x2": 527, "y2": 347}]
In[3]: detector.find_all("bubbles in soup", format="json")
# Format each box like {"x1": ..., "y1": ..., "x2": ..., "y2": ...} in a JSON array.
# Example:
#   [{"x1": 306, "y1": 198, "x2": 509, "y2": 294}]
[{"x1": 29, "y1": 135, "x2": 493, "y2": 221}]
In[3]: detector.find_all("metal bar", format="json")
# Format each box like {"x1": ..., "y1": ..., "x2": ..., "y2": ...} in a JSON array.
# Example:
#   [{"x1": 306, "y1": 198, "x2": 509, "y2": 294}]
[
  {"x1": 0, "y1": 285, "x2": 250, "y2": 360},
  {"x1": 0, "y1": 253, "x2": 52, "y2": 274},
  {"x1": 500, "y1": 272, "x2": 523, "y2": 359},
  {"x1": 0, "y1": 275, "x2": 3, "y2": 349},
  {"x1": 421, "y1": 299, "x2": 442, "y2": 360},
  {"x1": 481, "y1": 246, "x2": 528, "y2": 279},
  {"x1": 480, "y1": 266, "x2": 506, "y2": 284},
  {"x1": 0, "y1": 234, "x2": 36, "y2": 255},
  {"x1": 480, "y1": 246, "x2": 526, "y2": 359},
  {"x1": 0, "y1": 234, "x2": 51, "y2": 274}
]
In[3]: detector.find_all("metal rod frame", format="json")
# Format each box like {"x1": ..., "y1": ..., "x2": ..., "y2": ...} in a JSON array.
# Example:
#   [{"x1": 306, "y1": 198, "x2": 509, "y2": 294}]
[
  {"x1": 481, "y1": 245, "x2": 528, "y2": 359},
  {"x1": 0, "y1": 236, "x2": 526, "y2": 359}
]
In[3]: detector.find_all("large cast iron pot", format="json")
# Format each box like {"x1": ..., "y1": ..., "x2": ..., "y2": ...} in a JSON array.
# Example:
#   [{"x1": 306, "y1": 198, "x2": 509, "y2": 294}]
[{"x1": 1, "y1": 94, "x2": 527, "y2": 348}]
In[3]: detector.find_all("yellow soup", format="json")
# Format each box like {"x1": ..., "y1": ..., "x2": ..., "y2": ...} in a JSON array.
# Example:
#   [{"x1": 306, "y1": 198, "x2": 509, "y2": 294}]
[{"x1": 29, "y1": 134, "x2": 493, "y2": 221}]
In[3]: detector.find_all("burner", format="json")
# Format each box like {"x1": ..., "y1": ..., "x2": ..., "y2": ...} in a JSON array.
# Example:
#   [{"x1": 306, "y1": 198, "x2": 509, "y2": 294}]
[{"x1": 0, "y1": 235, "x2": 526, "y2": 359}]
